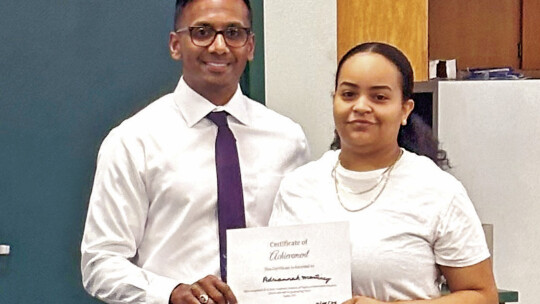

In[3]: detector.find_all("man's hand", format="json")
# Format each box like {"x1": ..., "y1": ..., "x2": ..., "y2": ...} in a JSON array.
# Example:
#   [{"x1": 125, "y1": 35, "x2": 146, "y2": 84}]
[{"x1": 169, "y1": 275, "x2": 237, "y2": 304}]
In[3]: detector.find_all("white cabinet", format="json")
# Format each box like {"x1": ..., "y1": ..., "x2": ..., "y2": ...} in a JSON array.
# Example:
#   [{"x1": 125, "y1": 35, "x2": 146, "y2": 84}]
[{"x1": 415, "y1": 80, "x2": 540, "y2": 304}]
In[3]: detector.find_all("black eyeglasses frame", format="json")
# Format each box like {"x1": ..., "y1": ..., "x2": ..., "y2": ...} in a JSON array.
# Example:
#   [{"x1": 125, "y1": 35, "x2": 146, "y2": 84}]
[{"x1": 175, "y1": 26, "x2": 252, "y2": 48}]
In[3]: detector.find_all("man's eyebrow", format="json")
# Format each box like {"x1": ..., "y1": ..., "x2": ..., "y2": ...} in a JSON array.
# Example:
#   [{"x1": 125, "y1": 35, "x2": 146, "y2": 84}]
[
  {"x1": 191, "y1": 21, "x2": 211, "y2": 26},
  {"x1": 226, "y1": 22, "x2": 245, "y2": 27},
  {"x1": 190, "y1": 21, "x2": 245, "y2": 27}
]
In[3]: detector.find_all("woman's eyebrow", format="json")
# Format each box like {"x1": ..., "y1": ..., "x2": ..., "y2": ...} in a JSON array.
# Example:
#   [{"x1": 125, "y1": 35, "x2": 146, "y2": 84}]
[
  {"x1": 337, "y1": 81, "x2": 359, "y2": 88},
  {"x1": 369, "y1": 85, "x2": 392, "y2": 91}
]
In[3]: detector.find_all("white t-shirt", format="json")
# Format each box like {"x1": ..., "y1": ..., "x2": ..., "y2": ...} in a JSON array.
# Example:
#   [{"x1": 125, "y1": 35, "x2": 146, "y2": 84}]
[{"x1": 269, "y1": 149, "x2": 489, "y2": 301}]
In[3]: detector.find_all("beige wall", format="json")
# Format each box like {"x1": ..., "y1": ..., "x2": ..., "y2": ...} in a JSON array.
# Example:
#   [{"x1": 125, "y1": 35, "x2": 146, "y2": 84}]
[{"x1": 264, "y1": 0, "x2": 337, "y2": 159}]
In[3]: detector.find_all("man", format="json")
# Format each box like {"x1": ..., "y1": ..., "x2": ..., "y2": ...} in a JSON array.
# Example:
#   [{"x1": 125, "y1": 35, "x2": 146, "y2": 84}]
[{"x1": 80, "y1": 0, "x2": 310, "y2": 303}]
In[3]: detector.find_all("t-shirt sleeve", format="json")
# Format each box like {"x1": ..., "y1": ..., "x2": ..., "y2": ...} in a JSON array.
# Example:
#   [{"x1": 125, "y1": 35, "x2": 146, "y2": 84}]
[
  {"x1": 433, "y1": 184, "x2": 490, "y2": 267},
  {"x1": 268, "y1": 177, "x2": 302, "y2": 227},
  {"x1": 268, "y1": 167, "x2": 316, "y2": 227}
]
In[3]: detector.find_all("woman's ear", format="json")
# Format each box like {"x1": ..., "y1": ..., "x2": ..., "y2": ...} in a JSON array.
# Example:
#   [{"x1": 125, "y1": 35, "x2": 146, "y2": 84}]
[{"x1": 402, "y1": 99, "x2": 415, "y2": 125}]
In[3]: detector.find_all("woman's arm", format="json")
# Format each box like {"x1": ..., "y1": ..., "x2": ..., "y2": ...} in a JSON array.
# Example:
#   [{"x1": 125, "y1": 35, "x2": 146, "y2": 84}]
[
  {"x1": 343, "y1": 258, "x2": 498, "y2": 304},
  {"x1": 437, "y1": 258, "x2": 498, "y2": 303}
]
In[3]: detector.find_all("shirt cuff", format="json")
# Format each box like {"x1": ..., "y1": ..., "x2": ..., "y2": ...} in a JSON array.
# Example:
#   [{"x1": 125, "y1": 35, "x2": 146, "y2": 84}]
[{"x1": 146, "y1": 275, "x2": 182, "y2": 304}]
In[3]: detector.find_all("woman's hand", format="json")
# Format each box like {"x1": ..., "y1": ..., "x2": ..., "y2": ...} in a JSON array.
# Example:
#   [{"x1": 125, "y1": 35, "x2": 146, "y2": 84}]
[{"x1": 342, "y1": 295, "x2": 385, "y2": 304}]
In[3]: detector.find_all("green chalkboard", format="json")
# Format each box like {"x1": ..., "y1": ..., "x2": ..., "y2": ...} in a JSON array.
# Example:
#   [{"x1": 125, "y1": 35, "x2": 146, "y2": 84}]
[
  {"x1": 241, "y1": 0, "x2": 265, "y2": 104},
  {"x1": 0, "y1": 1, "x2": 264, "y2": 303}
]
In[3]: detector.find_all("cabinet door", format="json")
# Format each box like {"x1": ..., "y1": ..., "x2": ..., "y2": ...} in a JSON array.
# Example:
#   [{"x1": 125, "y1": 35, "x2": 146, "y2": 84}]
[
  {"x1": 523, "y1": 0, "x2": 540, "y2": 69},
  {"x1": 338, "y1": 0, "x2": 429, "y2": 81},
  {"x1": 429, "y1": 0, "x2": 521, "y2": 70}
]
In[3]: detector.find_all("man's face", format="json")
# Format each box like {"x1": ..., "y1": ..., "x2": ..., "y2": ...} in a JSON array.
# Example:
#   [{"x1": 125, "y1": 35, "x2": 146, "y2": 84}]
[{"x1": 169, "y1": 0, "x2": 254, "y2": 103}]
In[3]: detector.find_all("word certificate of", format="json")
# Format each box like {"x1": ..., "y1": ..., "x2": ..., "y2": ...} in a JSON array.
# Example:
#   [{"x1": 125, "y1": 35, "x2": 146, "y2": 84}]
[{"x1": 227, "y1": 221, "x2": 351, "y2": 304}]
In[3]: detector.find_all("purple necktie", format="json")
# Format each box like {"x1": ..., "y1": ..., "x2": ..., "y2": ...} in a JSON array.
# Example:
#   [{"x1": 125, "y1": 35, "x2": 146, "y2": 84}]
[{"x1": 206, "y1": 111, "x2": 246, "y2": 282}]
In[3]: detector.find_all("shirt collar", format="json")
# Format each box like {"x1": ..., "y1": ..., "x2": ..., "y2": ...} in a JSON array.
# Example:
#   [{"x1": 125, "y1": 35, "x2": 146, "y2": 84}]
[{"x1": 173, "y1": 77, "x2": 251, "y2": 127}]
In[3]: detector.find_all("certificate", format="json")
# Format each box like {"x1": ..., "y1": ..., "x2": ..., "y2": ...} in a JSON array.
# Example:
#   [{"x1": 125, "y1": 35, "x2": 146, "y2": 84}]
[{"x1": 227, "y1": 222, "x2": 351, "y2": 304}]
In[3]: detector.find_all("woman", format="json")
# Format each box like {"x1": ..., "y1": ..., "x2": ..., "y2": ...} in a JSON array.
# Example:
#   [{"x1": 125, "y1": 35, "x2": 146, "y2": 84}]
[{"x1": 269, "y1": 42, "x2": 498, "y2": 304}]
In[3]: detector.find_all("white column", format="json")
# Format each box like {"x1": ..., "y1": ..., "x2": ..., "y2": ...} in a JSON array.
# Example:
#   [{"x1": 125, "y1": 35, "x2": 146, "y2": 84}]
[
  {"x1": 438, "y1": 80, "x2": 540, "y2": 304},
  {"x1": 264, "y1": 0, "x2": 337, "y2": 159}
]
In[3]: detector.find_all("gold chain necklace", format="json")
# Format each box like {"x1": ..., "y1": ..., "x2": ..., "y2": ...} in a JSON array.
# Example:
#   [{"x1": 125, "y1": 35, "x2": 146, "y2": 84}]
[{"x1": 332, "y1": 150, "x2": 403, "y2": 212}]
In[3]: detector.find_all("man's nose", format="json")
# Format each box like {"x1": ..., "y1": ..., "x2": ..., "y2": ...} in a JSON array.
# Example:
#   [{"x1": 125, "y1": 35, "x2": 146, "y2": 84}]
[{"x1": 208, "y1": 33, "x2": 229, "y2": 54}]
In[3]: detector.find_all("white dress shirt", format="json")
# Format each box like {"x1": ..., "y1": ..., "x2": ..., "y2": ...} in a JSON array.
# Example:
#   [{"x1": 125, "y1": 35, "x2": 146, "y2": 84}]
[
  {"x1": 270, "y1": 149, "x2": 489, "y2": 301},
  {"x1": 81, "y1": 77, "x2": 310, "y2": 304}
]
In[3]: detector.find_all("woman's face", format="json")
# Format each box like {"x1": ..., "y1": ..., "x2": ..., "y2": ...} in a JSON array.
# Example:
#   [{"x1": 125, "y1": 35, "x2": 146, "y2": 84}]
[{"x1": 333, "y1": 52, "x2": 414, "y2": 154}]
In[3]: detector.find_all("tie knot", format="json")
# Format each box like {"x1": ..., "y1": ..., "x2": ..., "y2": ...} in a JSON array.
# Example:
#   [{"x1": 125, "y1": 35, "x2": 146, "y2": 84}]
[{"x1": 206, "y1": 111, "x2": 229, "y2": 127}]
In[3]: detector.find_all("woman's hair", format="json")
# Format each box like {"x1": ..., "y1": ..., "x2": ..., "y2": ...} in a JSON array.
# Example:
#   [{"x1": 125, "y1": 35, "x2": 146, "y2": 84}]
[{"x1": 330, "y1": 42, "x2": 449, "y2": 169}]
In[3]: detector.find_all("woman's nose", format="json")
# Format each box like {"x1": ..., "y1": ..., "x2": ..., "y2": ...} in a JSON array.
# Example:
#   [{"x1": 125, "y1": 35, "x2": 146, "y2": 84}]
[{"x1": 352, "y1": 95, "x2": 371, "y2": 113}]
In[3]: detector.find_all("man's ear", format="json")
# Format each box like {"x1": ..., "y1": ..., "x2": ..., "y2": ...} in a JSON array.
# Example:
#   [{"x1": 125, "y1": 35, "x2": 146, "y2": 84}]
[
  {"x1": 246, "y1": 34, "x2": 255, "y2": 61},
  {"x1": 169, "y1": 32, "x2": 182, "y2": 61}
]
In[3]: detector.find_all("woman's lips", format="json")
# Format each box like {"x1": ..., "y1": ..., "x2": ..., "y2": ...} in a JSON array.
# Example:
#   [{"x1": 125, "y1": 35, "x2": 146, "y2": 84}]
[{"x1": 348, "y1": 119, "x2": 375, "y2": 125}]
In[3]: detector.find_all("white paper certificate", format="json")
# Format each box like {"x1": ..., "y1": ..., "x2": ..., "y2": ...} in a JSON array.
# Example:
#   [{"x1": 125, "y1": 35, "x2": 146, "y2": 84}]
[{"x1": 227, "y1": 222, "x2": 351, "y2": 304}]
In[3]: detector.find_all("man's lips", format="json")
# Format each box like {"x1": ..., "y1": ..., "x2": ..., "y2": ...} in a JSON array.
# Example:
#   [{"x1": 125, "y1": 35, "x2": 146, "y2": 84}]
[{"x1": 204, "y1": 61, "x2": 230, "y2": 72}]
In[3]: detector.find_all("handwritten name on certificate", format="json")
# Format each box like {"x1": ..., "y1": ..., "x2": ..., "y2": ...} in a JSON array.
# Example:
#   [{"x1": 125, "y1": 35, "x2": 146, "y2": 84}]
[{"x1": 227, "y1": 222, "x2": 351, "y2": 304}]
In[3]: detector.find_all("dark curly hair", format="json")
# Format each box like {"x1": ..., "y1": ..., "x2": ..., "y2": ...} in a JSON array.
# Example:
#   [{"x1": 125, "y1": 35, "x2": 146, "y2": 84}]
[{"x1": 330, "y1": 42, "x2": 449, "y2": 169}]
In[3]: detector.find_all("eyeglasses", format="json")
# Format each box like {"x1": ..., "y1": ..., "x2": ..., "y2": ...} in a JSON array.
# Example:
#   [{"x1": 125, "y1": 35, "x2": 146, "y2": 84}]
[{"x1": 175, "y1": 25, "x2": 252, "y2": 48}]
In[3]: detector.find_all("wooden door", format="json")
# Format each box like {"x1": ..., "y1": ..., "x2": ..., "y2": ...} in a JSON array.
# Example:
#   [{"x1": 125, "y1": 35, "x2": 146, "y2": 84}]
[
  {"x1": 522, "y1": 0, "x2": 540, "y2": 69},
  {"x1": 338, "y1": 0, "x2": 429, "y2": 81},
  {"x1": 429, "y1": 0, "x2": 521, "y2": 70}
]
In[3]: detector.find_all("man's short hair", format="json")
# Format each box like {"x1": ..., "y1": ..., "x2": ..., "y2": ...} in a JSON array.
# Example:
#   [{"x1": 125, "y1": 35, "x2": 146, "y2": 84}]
[{"x1": 174, "y1": 0, "x2": 253, "y2": 30}]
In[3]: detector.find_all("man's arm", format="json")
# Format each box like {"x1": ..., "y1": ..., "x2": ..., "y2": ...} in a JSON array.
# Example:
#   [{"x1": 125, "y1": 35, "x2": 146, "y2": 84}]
[{"x1": 81, "y1": 131, "x2": 179, "y2": 304}]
